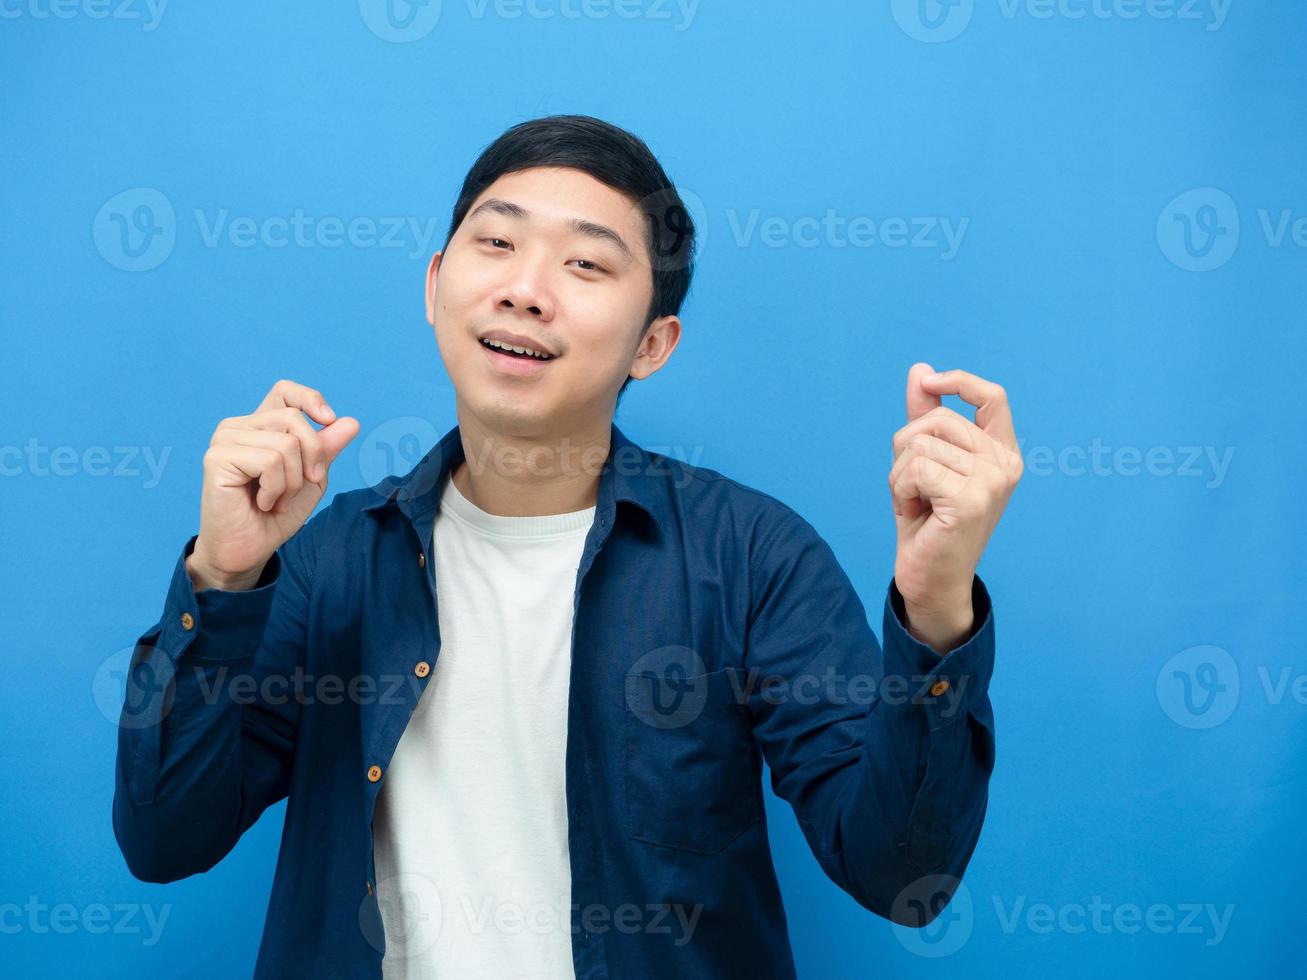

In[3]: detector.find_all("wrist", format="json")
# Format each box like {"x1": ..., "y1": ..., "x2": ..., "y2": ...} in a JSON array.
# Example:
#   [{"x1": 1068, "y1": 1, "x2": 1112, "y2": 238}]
[
  {"x1": 186, "y1": 547, "x2": 264, "y2": 593},
  {"x1": 901, "y1": 584, "x2": 975, "y2": 655}
]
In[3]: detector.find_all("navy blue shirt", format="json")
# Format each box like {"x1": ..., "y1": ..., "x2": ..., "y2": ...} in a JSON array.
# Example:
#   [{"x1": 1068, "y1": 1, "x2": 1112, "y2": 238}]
[{"x1": 112, "y1": 421, "x2": 997, "y2": 978}]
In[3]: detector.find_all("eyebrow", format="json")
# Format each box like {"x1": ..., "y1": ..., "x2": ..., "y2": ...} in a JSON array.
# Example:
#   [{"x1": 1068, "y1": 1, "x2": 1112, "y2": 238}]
[{"x1": 466, "y1": 197, "x2": 634, "y2": 262}]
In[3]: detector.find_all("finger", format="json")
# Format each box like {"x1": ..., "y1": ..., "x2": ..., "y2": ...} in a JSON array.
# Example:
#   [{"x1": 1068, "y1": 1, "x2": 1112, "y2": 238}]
[
  {"x1": 919, "y1": 369, "x2": 1017, "y2": 449},
  {"x1": 893, "y1": 453, "x2": 968, "y2": 513},
  {"x1": 893, "y1": 408, "x2": 978, "y2": 460},
  {"x1": 906, "y1": 362, "x2": 942, "y2": 422},
  {"x1": 207, "y1": 444, "x2": 287, "y2": 513},
  {"x1": 256, "y1": 379, "x2": 336, "y2": 427},
  {"x1": 889, "y1": 433, "x2": 974, "y2": 493},
  {"x1": 317, "y1": 416, "x2": 361, "y2": 468},
  {"x1": 211, "y1": 428, "x2": 305, "y2": 512},
  {"x1": 892, "y1": 407, "x2": 1009, "y2": 474},
  {"x1": 231, "y1": 408, "x2": 327, "y2": 482}
]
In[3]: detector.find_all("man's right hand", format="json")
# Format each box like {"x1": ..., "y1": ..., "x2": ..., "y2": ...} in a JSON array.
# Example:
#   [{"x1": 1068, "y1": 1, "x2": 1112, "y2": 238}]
[{"x1": 187, "y1": 380, "x2": 360, "y2": 592}]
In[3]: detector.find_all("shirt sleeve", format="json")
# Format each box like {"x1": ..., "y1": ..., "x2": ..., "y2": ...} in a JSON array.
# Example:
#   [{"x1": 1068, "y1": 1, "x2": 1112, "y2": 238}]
[
  {"x1": 743, "y1": 511, "x2": 996, "y2": 925},
  {"x1": 112, "y1": 513, "x2": 323, "y2": 883}
]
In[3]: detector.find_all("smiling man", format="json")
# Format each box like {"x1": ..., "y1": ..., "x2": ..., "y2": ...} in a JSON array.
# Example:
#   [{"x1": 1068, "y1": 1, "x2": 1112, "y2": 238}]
[{"x1": 112, "y1": 115, "x2": 1023, "y2": 979}]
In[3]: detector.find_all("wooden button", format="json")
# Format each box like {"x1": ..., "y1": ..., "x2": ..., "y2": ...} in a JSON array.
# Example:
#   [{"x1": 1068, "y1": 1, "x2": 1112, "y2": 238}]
[
  {"x1": 414, "y1": 661, "x2": 431, "y2": 678},
  {"x1": 365, "y1": 880, "x2": 373, "y2": 896},
  {"x1": 418, "y1": 552, "x2": 426, "y2": 568},
  {"x1": 930, "y1": 679, "x2": 950, "y2": 697},
  {"x1": 180, "y1": 612, "x2": 195, "y2": 630},
  {"x1": 367, "y1": 765, "x2": 383, "y2": 783}
]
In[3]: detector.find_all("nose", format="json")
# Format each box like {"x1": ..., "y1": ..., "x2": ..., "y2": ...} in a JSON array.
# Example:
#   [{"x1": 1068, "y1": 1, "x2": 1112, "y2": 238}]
[{"x1": 495, "y1": 254, "x2": 555, "y2": 321}]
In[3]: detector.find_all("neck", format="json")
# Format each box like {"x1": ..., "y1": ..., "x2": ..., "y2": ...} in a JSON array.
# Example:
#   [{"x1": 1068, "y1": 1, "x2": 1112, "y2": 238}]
[{"x1": 451, "y1": 409, "x2": 611, "y2": 517}]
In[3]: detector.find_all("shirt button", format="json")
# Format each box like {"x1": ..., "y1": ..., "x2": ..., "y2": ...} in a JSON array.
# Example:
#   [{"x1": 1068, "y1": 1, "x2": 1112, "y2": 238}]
[
  {"x1": 367, "y1": 764, "x2": 383, "y2": 783},
  {"x1": 418, "y1": 552, "x2": 426, "y2": 568},
  {"x1": 365, "y1": 879, "x2": 373, "y2": 896},
  {"x1": 930, "y1": 679, "x2": 950, "y2": 697},
  {"x1": 180, "y1": 612, "x2": 195, "y2": 630},
  {"x1": 414, "y1": 661, "x2": 431, "y2": 678}
]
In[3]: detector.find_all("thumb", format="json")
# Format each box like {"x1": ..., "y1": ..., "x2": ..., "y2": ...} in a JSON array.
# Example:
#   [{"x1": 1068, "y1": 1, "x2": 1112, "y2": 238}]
[
  {"x1": 318, "y1": 416, "x2": 361, "y2": 467},
  {"x1": 906, "y1": 361, "x2": 941, "y2": 422}
]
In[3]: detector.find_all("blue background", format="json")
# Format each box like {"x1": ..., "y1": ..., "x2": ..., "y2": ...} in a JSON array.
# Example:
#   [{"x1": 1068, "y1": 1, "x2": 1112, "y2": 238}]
[{"x1": 2, "y1": 1, "x2": 1304, "y2": 976}]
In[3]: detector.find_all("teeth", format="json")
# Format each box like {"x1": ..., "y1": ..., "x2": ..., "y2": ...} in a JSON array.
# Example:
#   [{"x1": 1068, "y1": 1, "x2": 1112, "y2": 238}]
[{"x1": 483, "y1": 338, "x2": 552, "y2": 360}]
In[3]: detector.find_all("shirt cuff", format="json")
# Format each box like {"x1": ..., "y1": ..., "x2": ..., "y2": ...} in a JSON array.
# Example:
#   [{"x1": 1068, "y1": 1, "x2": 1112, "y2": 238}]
[
  {"x1": 158, "y1": 535, "x2": 282, "y2": 663},
  {"x1": 881, "y1": 573, "x2": 995, "y2": 731}
]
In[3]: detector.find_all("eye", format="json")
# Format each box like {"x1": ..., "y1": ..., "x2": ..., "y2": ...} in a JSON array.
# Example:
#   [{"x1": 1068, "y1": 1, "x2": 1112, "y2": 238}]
[
  {"x1": 569, "y1": 258, "x2": 607, "y2": 274},
  {"x1": 480, "y1": 237, "x2": 512, "y2": 250}
]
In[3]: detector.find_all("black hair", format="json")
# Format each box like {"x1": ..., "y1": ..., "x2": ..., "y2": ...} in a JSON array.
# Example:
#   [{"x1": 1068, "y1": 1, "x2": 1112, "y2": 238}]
[{"x1": 444, "y1": 114, "x2": 695, "y2": 405}]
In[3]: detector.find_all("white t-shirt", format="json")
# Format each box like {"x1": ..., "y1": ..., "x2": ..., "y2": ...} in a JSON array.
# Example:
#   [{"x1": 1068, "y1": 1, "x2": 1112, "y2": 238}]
[{"x1": 373, "y1": 471, "x2": 594, "y2": 978}]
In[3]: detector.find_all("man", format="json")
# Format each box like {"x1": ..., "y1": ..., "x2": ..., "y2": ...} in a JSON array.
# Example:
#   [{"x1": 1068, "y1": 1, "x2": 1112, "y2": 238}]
[{"x1": 113, "y1": 114, "x2": 1023, "y2": 979}]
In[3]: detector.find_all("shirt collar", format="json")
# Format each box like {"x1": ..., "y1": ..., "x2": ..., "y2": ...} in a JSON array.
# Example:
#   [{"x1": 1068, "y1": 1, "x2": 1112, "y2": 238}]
[{"x1": 360, "y1": 420, "x2": 664, "y2": 531}]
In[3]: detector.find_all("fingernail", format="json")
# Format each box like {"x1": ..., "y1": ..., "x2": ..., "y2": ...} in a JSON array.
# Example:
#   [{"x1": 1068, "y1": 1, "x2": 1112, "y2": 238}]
[
  {"x1": 312, "y1": 463, "x2": 324, "y2": 481},
  {"x1": 319, "y1": 403, "x2": 334, "y2": 420},
  {"x1": 924, "y1": 373, "x2": 942, "y2": 383}
]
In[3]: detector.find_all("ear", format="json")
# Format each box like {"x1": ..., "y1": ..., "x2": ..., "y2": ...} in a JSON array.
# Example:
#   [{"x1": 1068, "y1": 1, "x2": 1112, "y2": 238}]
[
  {"x1": 424, "y1": 251, "x2": 444, "y2": 325},
  {"x1": 627, "y1": 314, "x2": 682, "y2": 382}
]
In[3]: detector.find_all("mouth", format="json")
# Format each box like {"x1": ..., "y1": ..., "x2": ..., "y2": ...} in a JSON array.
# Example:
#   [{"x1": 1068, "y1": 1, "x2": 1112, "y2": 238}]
[
  {"x1": 478, "y1": 337, "x2": 556, "y2": 362},
  {"x1": 478, "y1": 337, "x2": 557, "y2": 376}
]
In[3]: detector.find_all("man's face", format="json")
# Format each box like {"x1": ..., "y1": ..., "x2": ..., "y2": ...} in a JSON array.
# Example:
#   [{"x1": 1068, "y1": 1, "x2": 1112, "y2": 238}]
[{"x1": 425, "y1": 166, "x2": 680, "y2": 438}]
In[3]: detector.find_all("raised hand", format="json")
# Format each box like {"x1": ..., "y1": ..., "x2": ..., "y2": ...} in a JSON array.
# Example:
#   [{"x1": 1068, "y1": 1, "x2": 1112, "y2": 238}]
[
  {"x1": 888, "y1": 362, "x2": 1023, "y2": 651},
  {"x1": 188, "y1": 379, "x2": 360, "y2": 591}
]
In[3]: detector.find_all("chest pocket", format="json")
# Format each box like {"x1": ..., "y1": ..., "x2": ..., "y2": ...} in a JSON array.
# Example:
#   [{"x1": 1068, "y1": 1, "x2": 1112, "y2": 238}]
[{"x1": 623, "y1": 663, "x2": 762, "y2": 855}]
